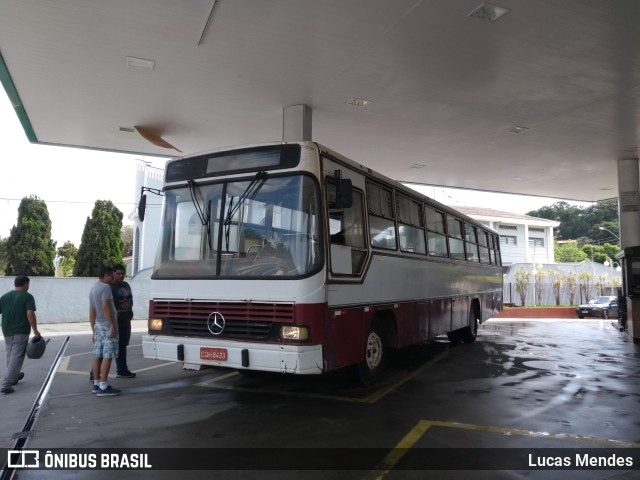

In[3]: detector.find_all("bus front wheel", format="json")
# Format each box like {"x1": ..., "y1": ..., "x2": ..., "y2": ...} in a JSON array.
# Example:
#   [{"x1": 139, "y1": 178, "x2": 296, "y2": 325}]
[{"x1": 355, "y1": 326, "x2": 385, "y2": 386}]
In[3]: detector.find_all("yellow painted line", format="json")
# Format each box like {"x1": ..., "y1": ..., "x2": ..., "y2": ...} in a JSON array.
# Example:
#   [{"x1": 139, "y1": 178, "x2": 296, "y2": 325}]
[
  {"x1": 194, "y1": 371, "x2": 239, "y2": 385},
  {"x1": 58, "y1": 355, "x2": 72, "y2": 373},
  {"x1": 58, "y1": 343, "x2": 175, "y2": 375},
  {"x1": 196, "y1": 377, "x2": 406, "y2": 404},
  {"x1": 197, "y1": 377, "x2": 374, "y2": 403},
  {"x1": 367, "y1": 419, "x2": 640, "y2": 480},
  {"x1": 422, "y1": 420, "x2": 640, "y2": 448},
  {"x1": 359, "y1": 349, "x2": 450, "y2": 404},
  {"x1": 56, "y1": 334, "x2": 448, "y2": 403},
  {"x1": 196, "y1": 348, "x2": 451, "y2": 404},
  {"x1": 126, "y1": 362, "x2": 176, "y2": 373},
  {"x1": 59, "y1": 359, "x2": 177, "y2": 376},
  {"x1": 365, "y1": 420, "x2": 433, "y2": 480}
]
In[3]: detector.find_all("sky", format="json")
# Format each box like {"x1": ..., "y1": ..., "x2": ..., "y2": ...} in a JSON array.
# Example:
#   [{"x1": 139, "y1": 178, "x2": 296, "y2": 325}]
[
  {"x1": 404, "y1": 184, "x2": 592, "y2": 215},
  {"x1": 0, "y1": 91, "x2": 166, "y2": 247},
  {"x1": 0, "y1": 89, "x2": 592, "y2": 248}
]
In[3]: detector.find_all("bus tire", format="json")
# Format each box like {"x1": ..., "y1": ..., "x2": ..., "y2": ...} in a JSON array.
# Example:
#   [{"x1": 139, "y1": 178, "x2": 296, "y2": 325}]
[
  {"x1": 355, "y1": 325, "x2": 385, "y2": 386},
  {"x1": 446, "y1": 329, "x2": 461, "y2": 343},
  {"x1": 460, "y1": 306, "x2": 479, "y2": 344}
]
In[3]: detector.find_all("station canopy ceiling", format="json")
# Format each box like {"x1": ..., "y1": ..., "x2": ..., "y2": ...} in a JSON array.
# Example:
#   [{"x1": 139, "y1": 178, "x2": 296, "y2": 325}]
[{"x1": 2, "y1": 1, "x2": 640, "y2": 202}]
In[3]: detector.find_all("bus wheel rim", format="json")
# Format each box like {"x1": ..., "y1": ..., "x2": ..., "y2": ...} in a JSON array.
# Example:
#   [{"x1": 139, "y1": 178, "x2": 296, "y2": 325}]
[{"x1": 365, "y1": 332, "x2": 383, "y2": 370}]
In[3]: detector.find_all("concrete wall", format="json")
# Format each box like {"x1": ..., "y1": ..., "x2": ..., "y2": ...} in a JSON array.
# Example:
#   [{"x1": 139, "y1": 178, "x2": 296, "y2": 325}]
[{"x1": 0, "y1": 269, "x2": 152, "y2": 324}]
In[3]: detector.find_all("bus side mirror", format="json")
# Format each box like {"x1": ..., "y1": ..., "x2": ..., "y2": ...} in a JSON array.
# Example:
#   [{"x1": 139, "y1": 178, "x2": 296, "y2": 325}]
[
  {"x1": 335, "y1": 179, "x2": 353, "y2": 209},
  {"x1": 138, "y1": 194, "x2": 147, "y2": 222}
]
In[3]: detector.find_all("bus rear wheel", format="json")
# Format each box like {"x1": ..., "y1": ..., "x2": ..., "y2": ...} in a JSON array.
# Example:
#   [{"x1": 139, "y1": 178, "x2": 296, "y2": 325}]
[
  {"x1": 459, "y1": 307, "x2": 479, "y2": 343},
  {"x1": 447, "y1": 306, "x2": 479, "y2": 344},
  {"x1": 355, "y1": 326, "x2": 385, "y2": 386}
]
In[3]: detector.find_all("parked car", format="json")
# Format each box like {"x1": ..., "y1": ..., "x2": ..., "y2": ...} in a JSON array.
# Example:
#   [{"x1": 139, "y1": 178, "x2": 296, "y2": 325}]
[{"x1": 576, "y1": 296, "x2": 618, "y2": 319}]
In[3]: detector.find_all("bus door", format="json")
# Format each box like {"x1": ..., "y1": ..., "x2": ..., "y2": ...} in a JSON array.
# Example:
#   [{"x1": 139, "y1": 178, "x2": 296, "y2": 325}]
[{"x1": 322, "y1": 158, "x2": 369, "y2": 279}]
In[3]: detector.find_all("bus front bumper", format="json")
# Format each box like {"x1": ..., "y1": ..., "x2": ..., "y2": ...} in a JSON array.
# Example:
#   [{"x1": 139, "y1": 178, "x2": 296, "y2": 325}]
[{"x1": 142, "y1": 335, "x2": 324, "y2": 374}]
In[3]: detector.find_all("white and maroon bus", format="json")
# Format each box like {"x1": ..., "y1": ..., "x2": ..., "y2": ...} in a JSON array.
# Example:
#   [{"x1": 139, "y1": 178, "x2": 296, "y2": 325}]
[{"x1": 141, "y1": 141, "x2": 503, "y2": 384}]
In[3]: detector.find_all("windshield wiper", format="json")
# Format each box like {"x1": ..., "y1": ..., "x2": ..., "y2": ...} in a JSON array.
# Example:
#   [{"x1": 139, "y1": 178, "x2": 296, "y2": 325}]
[
  {"x1": 224, "y1": 171, "x2": 268, "y2": 251},
  {"x1": 188, "y1": 179, "x2": 212, "y2": 250}
]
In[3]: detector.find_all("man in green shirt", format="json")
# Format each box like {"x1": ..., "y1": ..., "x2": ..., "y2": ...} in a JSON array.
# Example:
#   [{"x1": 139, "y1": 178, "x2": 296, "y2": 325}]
[{"x1": 1, "y1": 275, "x2": 41, "y2": 394}]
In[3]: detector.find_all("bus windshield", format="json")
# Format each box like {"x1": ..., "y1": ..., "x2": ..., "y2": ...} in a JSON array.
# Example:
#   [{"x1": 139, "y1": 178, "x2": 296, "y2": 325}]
[{"x1": 153, "y1": 174, "x2": 322, "y2": 279}]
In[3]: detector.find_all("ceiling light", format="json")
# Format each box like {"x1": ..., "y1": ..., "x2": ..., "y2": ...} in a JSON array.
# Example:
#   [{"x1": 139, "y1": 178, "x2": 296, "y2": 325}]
[
  {"x1": 347, "y1": 97, "x2": 372, "y2": 107},
  {"x1": 599, "y1": 187, "x2": 614, "y2": 191},
  {"x1": 508, "y1": 126, "x2": 529, "y2": 134},
  {"x1": 467, "y1": 3, "x2": 509, "y2": 22},
  {"x1": 511, "y1": 176, "x2": 526, "y2": 181},
  {"x1": 119, "y1": 126, "x2": 135, "y2": 133},
  {"x1": 125, "y1": 56, "x2": 155, "y2": 71},
  {"x1": 410, "y1": 164, "x2": 426, "y2": 169}
]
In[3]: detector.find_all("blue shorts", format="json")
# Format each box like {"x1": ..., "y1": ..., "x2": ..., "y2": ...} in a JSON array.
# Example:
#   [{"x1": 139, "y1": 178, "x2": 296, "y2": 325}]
[{"x1": 93, "y1": 323, "x2": 119, "y2": 359}]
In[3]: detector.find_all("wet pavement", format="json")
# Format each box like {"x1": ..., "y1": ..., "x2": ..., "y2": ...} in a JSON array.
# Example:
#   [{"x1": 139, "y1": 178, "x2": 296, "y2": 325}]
[{"x1": 1, "y1": 318, "x2": 639, "y2": 479}]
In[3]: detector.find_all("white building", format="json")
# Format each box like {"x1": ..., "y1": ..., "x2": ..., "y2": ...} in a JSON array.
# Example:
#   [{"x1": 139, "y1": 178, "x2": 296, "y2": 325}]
[
  {"x1": 456, "y1": 206, "x2": 560, "y2": 266},
  {"x1": 129, "y1": 161, "x2": 164, "y2": 275}
]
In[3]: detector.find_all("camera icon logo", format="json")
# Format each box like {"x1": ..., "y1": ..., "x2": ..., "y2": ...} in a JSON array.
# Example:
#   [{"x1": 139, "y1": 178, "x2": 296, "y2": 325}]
[{"x1": 7, "y1": 450, "x2": 39, "y2": 468}]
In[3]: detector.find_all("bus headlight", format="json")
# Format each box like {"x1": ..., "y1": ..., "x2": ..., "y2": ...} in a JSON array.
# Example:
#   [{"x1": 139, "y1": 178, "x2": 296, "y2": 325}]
[
  {"x1": 149, "y1": 319, "x2": 164, "y2": 331},
  {"x1": 281, "y1": 325, "x2": 309, "y2": 341}
]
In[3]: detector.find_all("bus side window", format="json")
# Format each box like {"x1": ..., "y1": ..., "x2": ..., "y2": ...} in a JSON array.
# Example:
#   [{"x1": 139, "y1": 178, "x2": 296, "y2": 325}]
[
  {"x1": 447, "y1": 216, "x2": 465, "y2": 261},
  {"x1": 425, "y1": 206, "x2": 448, "y2": 257},
  {"x1": 397, "y1": 195, "x2": 426, "y2": 254},
  {"x1": 491, "y1": 234, "x2": 502, "y2": 266},
  {"x1": 367, "y1": 182, "x2": 397, "y2": 250},
  {"x1": 464, "y1": 223, "x2": 480, "y2": 262},
  {"x1": 478, "y1": 230, "x2": 491, "y2": 264}
]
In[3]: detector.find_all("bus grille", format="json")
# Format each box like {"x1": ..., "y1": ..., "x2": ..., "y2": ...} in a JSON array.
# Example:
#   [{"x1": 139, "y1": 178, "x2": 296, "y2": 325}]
[{"x1": 152, "y1": 301, "x2": 294, "y2": 340}]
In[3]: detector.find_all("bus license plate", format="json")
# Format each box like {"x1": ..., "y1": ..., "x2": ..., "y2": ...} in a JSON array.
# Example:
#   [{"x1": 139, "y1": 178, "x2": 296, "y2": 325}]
[{"x1": 200, "y1": 347, "x2": 228, "y2": 361}]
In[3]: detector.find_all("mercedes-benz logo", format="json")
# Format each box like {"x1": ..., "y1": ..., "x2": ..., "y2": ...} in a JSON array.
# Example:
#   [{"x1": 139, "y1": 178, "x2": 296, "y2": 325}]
[{"x1": 207, "y1": 312, "x2": 226, "y2": 335}]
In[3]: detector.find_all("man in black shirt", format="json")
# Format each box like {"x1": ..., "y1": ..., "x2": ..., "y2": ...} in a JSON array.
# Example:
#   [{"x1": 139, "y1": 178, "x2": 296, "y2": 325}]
[{"x1": 111, "y1": 264, "x2": 136, "y2": 378}]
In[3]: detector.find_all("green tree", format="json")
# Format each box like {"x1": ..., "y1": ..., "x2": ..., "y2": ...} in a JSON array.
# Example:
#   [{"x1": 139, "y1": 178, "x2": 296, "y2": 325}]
[
  {"x1": 6, "y1": 195, "x2": 56, "y2": 276},
  {"x1": 591, "y1": 221, "x2": 619, "y2": 246},
  {"x1": 601, "y1": 243, "x2": 620, "y2": 260},
  {"x1": 0, "y1": 237, "x2": 8, "y2": 275},
  {"x1": 580, "y1": 243, "x2": 620, "y2": 264},
  {"x1": 57, "y1": 240, "x2": 78, "y2": 277},
  {"x1": 555, "y1": 241, "x2": 588, "y2": 263},
  {"x1": 527, "y1": 199, "x2": 618, "y2": 243},
  {"x1": 74, "y1": 200, "x2": 124, "y2": 277},
  {"x1": 122, "y1": 225, "x2": 133, "y2": 258}
]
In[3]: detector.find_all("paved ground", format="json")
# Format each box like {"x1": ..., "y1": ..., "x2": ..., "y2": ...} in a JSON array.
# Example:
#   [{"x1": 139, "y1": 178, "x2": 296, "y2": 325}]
[{"x1": 1, "y1": 318, "x2": 639, "y2": 479}]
